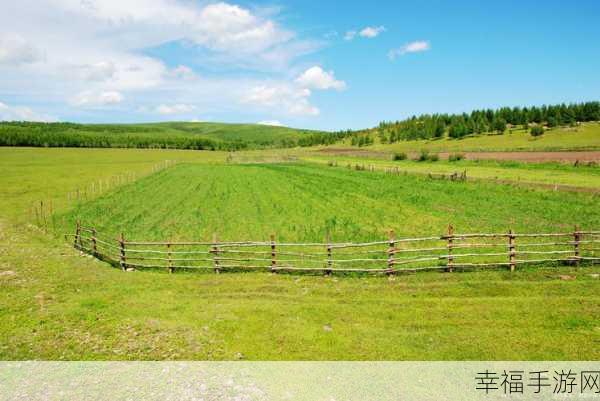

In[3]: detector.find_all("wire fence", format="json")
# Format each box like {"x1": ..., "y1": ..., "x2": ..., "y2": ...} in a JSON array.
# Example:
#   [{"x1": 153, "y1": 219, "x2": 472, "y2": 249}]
[{"x1": 66, "y1": 223, "x2": 600, "y2": 275}]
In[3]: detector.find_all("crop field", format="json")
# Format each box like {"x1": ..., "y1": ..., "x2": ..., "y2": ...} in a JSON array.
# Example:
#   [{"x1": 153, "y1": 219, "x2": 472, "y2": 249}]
[
  {"x1": 1, "y1": 148, "x2": 600, "y2": 360},
  {"x1": 59, "y1": 162, "x2": 600, "y2": 242}
]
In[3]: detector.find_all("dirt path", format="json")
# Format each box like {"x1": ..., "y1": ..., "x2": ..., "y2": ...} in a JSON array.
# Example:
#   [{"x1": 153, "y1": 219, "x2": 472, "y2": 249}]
[
  {"x1": 318, "y1": 148, "x2": 600, "y2": 163},
  {"x1": 453, "y1": 151, "x2": 600, "y2": 163}
]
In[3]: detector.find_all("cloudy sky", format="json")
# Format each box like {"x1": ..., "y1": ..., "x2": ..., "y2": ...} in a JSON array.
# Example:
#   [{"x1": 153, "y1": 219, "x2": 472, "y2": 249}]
[{"x1": 1, "y1": 0, "x2": 600, "y2": 130}]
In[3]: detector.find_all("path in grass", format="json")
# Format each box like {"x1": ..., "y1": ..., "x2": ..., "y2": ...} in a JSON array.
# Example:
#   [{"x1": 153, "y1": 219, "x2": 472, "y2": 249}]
[{"x1": 60, "y1": 162, "x2": 600, "y2": 242}]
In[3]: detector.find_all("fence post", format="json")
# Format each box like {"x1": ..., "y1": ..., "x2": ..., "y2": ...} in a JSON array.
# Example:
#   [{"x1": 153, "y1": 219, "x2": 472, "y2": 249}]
[
  {"x1": 40, "y1": 200, "x2": 47, "y2": 231},
  {"x1": 167, "y1": 243, "x2": 173, "y2": 274},
  {"x1": 212, "y1": 233, "x2": 220, "y2": 273},
  {"x1": 573, "y1": 225, "x2": 580, "y2": 266},
  {"x1": 270, "y1": 234, "x2": 277, "y2": 273},
  {"x1": 446, "y1": 224, "x2": 454, "y2": 272},
  {"x1": 119, "y1": 233, "x2": 126, "y2": 271},
  {"x1": 91, "y1": 227, "x2": 98, "y2": 256},
  {"x1": 508, "y1": 229, "x2": 516, "y2": 272},
  {"x1": 387, "y1": 230, "x2": 396, "y2": 275},
  {"x1": 74, "y1": 220, "x2": 81, "y2": 249},
  {"x1": 49, "y1": 200, "x2": 54, "y2": 232},
  {"x1": 325, "y1": 235, "x2": 332, "y2": 276}
]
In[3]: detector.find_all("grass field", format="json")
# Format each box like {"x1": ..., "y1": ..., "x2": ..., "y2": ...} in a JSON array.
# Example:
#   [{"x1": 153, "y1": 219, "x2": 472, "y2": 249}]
[
  {"x1": 1, "y1": 147, "x2": 599, "y2": 360},
  {"x1": 355, "y1": 122, "x2": 600, "y2": 152}
]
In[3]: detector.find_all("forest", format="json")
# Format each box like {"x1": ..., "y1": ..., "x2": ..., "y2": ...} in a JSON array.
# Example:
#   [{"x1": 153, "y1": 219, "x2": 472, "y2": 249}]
[
  {"x1": 1, "y1": 101, "x2": 598, "y2": 150},
  {"x1": 0, "y1": 121, "x2": 345, "y2": 150},
  {"x1": 343, "y1": 101, "x2": 600, "y2": 146}
]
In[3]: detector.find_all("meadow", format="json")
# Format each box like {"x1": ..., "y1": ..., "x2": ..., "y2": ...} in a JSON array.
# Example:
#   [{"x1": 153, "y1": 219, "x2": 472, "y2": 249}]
[{"x1": 1, "y1": 147, "x2": 599, "y2": 360}]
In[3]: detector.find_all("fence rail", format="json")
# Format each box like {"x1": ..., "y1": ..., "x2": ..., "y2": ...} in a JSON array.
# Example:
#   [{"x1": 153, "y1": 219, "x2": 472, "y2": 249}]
[{"x1": 66, "y1": 222, "x2": 600, "y2": 275}]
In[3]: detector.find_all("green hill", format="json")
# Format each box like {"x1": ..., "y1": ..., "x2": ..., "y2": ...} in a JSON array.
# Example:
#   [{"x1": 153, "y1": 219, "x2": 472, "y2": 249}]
[{"x1": 0, "y1": 121, "x2": 337, "y2": 151}]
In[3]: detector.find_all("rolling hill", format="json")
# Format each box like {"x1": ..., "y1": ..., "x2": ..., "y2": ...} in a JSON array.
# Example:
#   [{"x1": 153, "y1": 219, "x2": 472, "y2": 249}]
[{"x1": 0, "y1": 121, "x2": 332, "y2": 151}]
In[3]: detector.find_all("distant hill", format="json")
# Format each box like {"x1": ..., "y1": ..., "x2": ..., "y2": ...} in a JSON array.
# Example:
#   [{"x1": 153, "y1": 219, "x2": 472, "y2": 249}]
[
  {"x1": 0, "y1": 121, "x2": 342, "y2": 151},
  {"x1": 330, "y1": 101, "x2": 600, "y2": 152}
]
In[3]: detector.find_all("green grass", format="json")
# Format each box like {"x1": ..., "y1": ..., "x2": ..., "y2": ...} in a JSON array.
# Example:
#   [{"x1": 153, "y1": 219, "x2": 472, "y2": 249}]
[
  {"x1": 0, "y1": 147, "x2": 599, "y2": 360},
  {"x1": 353, "y1": 122, "x2": 600, "y2": 152},
  {"x1": 0, "y1": 147, "x2": 228, "y2": 221}
]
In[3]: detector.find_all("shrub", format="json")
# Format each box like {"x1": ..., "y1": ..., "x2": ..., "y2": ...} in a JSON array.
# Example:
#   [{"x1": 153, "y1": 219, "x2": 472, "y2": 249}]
[
  {"x1": 416, "y1": 150, "x2": 439, "y2": 162},
  {"x1": 448, "y1": 153, "x2": 465, "y2": 162},
  {"x1": 416, "y1": 150, "x2": 430, "y2": 162},
  {"x1": 392, "y1": 152, "x2": 407, "y2": 161},
  {"x1": 530, "y1": 126, "x2": 544, "y2": 137}
]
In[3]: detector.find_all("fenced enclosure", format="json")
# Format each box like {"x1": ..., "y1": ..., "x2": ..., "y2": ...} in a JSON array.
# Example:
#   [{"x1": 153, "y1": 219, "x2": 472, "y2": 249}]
[{"x1": 67, "y1": 223, "x2": 600, "y2": 275}]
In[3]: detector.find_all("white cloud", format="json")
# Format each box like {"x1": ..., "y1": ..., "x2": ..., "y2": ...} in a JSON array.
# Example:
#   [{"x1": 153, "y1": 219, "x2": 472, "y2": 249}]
[
  {"x1": 0, "y1": 101, "x2": 56, "y2": 121},
  {"x1": 192, "y1": 2, "x2": 294, "y2": 54},
  {"x1": 295, "y1": 66, "x2": 346, "y2": 91},
  {"x1": 359, "y1": 26, "x2": 385, "y2": 38},
  {"x1": 0, "y1": 33, "x2": 42, "y2": 65},
  {"x1": 156, "y1": 103, "x2": 195, "y2": 115},
  {"x1": 72, "y1": 91, "x2": 124, "y2": 107},
  {"x1": 257, "y1": 120, "x2": 283, "y2": 126},
  {"x1": 345, "y1": 26, "x2": 385, "y2": 41},
  {"x1": 243, "y1": 85, "x2": 319, "y2": 116},
  {"x1": 76, "y1": 61, "x2": 117, "y2": 81},
  {"x1": 169, "y1": 65, "x2": 196, "y2": 80},
  {"x1": 344, "y1": 30, "x2": 356, "y2": 41},
  {"x1": 388, "y1": 40, "x2": 431, "y2": 60},
  {"x1": 0, "y1": 1, "x2": 335, "y2": 121}
]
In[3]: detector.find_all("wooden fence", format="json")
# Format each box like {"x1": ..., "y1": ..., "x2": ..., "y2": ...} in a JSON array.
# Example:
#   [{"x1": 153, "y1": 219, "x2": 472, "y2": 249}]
[{"x1": 66, "y1": 223, "x2": 600, "y2": 275}]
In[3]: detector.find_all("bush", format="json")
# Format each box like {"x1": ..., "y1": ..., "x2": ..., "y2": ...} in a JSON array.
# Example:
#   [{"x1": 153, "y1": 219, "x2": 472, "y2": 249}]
[
  {"x1": 416, "y1": 150, "x2": 439, "y2": 162},
  {"x1": 392, "y1": 152, "x2": 407, "y2": 161},
  {"x1": 416, "y1": 150, "x2": 430, "y2": 162},
  {"x1": 448, "y1": 153, "x2": 465, "y2": 162},
  {"x1": 530, "y1": 126, "x2": 544, "y2": 137}
]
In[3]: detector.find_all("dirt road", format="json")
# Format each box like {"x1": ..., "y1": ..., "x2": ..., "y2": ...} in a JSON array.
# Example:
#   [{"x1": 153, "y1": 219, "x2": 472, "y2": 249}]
[{"x1": 318, "y1": 148, "x2": 600, "y2": 163}]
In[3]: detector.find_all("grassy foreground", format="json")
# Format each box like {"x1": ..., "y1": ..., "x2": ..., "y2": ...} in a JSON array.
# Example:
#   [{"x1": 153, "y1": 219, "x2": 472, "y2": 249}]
[{"x1": 0, "y1": 147, "x2": 599, "y2": 360}]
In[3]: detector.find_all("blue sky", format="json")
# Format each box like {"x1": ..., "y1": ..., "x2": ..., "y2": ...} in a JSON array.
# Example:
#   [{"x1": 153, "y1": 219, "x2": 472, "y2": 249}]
[{"x1": 1, "y1": 0, "x2": 599, "y2": 130}]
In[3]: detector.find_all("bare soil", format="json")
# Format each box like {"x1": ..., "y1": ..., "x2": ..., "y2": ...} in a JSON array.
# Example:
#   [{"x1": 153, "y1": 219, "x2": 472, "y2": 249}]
[{"x1": 318, "y1": 148, "x2": 600, "y2": 163}]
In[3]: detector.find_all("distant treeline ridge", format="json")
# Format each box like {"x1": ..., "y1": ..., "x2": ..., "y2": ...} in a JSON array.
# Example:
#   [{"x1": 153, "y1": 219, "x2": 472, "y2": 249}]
[
  {"x1": 1, "y1": 101, "x2": 598, "y2": 150},
  {"x1": 333, "y1": 101, "x2": 600, "y2": 146}
]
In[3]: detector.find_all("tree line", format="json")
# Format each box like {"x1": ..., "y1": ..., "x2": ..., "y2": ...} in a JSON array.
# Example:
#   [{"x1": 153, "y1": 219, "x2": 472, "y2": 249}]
[
  {"x1": 338, "y1": 101, "x2": 600, "y2": 146},
  {"x1": 1, "y1": 101, "x2": 598, "y2": 150},
  {"x1": 0, "y1": 121, "x2": 349, "y2": 151}
]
